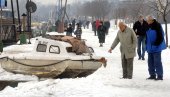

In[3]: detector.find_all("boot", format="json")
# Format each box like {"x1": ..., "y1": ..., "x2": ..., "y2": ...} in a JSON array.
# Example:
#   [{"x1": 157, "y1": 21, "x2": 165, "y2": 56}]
[
  {"x1": 155, "y1": 75, "x2": 163, "y2": 80},
  {"x1": 99, "y1": 43, "x2": 103, "y2": 47},
  {"x1": 146, "y1": 75, "x2": 156, "y2": 80},
  {"x1": 142, "y1": 57, "x2": 145, "y2": 60}
]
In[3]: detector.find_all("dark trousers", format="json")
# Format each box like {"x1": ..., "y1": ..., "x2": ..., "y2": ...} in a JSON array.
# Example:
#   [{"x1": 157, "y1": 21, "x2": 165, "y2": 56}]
[
  {"x1": 105, "y1": 29, "x2": 109, "y2": 35},
  {"x1": 94, "y1": 30, "x2": 97, "y2": 36},
  {"x1": 137, "y1": 36, "x2": 146, "y2": 59},
  {"x1": 148, "y1": 52, "x2": 163, "y2": 77},
  {"x1": 121, "y1": 55, "x2": 134, "y2": 78}
]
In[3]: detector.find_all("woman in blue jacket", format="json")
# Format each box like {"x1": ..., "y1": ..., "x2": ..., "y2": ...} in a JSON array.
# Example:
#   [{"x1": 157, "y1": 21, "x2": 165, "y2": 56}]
[{"x1": 146, "y1": 15, "x2": 166, "y2": 80}]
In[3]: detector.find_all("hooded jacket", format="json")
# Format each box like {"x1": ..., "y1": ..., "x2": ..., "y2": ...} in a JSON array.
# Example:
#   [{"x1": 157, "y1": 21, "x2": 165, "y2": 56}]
[{"x1": 146, "y1": 19, "x2": 166, "y2": 53}]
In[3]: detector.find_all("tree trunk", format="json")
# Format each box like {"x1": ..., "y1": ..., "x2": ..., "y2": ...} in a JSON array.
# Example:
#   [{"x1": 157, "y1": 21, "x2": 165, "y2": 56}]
[
  {"x1": 165, "y1": 22, "x2": 168, "y2": 47},
  {"x1": 163, "y1": 16, "x2": 168, "y2": 47}
]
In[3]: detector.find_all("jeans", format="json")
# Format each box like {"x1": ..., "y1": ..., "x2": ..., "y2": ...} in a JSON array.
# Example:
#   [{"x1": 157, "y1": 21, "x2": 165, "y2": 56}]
[
  {"x1": 137, "y1": 36, "x2": 146, "y2": 59},
  {"x1": 148, "y1": 52, "x2": 163, "y2": 77}
]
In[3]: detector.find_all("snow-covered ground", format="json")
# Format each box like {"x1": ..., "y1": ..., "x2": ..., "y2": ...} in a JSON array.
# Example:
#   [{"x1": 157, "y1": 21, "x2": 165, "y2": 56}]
[{"x1": 0, "y1": 23, "x2": 170, "y2": 97}]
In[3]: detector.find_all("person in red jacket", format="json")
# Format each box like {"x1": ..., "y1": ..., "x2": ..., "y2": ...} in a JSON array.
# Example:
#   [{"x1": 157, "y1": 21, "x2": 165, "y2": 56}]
[{"x1": 96, "y1": 19, "x2": 100, "y2": 31}]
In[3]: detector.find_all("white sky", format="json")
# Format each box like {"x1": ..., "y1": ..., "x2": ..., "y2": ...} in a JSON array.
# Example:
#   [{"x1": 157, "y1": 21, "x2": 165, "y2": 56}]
[
  {"x1": 34, "y1": 0, "x2": 77, "y2": 5},
  {"x1": 34, "y1": 0, "x2": 56, "y2": 5},
  {"x1": 34, "y1": 0, "x2": 91, "y2": 5}
]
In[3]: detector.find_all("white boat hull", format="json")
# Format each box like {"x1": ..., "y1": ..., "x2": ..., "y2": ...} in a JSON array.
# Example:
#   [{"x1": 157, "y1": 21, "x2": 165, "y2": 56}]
[
  {"x1": 58, "y1": 60, "x2": 102, "y2": 78},
  {"x1": 0, "y1": 58, "x2": 68, "y2": 78},
  {"x1": 0, "y1": 57, "x2": 102, "y2": 78}
]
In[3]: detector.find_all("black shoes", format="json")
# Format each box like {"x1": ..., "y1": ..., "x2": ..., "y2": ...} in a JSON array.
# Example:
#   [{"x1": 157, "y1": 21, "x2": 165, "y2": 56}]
[
  {"x1": 138, "y1": 57, "x2": 145, "y2": 60},
  {"x1": 146, "y1": 75, "x2": 156, "y2": 80},
  {"x1": 121, "y1": 76, "x2": 132, "y2": 79},
  {"x1": 146, "y1": 75, "x2": 163, "y2": 80},
  {"x1": 155, "y1": 76, "x2": 163, "y2": 80},
  {"x1": 99, "y1": 43, "x2": 103, "y2": 47},
  {"x1": 138, "y1": 57, "x2": 141, "y2": 60}
]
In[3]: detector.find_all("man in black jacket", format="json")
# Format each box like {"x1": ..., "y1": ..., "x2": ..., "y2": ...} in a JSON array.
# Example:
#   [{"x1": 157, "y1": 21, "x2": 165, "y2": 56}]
[
  {"x1": 104, "y1": 20, "x2": 110, "y2": 35},
  {"x1": 133, "y1": 15, "x2": 149, "y2": 60},
  {"x1": 97, "y1": 21, "x2": 106, "y2": 47}
]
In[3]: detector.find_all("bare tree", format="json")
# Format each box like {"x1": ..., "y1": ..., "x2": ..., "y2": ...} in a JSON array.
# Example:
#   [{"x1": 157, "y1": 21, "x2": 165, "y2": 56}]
[
  {"x1": 75, "y1": 0, "x2": 111, "y2": 20},
  {"x1": 111, "y1": 0, "x2": 149, "y2": 24},
  {"x1": 126, "y1": 0, "x2": 146, "y2": 23},
  {"x1": 148, "y1": 0, "x2": 170, "y2": 47}
]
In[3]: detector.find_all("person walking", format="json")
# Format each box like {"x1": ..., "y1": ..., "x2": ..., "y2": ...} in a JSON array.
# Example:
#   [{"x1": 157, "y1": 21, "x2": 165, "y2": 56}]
[
  {"x1": 97, "y1": 21, "x2": 106, "y2": 47},
  {"x1": 96, "y1": 19, "x2": 100, "y2": 31},
  {"x1": 92, "y1": 21, "x2": 97, "y2": 36},
  {"x1": 74, "y1": 23, "x2": 82, "y2": 40},
  {"x1": 133, "y1": 15, "x2": 149, "y2": 60},
  {"x1": 104, "y1": 20, "x2": 111, "y2": 35},
  {"x1": 145, "y1": 15, "x2": 166, "y2": 80},
  {"x1": 108, "y1": 22, "x2": 137, "y2": 79},
  {"x1": 86, "y1": 21, "x2": 90, "y2": 29},
  {"x1": 66, "y1": 24, "x2": 73, "y2": 36},
  {"x1": 72, "y1": 19, "x2": 76, "y2": 32}
]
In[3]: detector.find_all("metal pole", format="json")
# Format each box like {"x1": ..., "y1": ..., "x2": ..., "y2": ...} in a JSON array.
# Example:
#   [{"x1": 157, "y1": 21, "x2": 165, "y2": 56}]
[
  {"x1": 28, "y1": 10, "x2": 31, "y2": 44},
  {"x1": 28, "y1": 0, "x2": 31, "y2": 44},
  {"x1": 0, "y1": 7, "x2": 2, "y2": 41},
  {"x1": 0, "y1": 0, "x2": 3, "y2": 52},
  {"x1": 16, "y1": 0, "x2": 21, "y2": 34},
  {"x1": 27, "y1": 0, "x2": 29, "y2": 31},
  {"x1": 11, "y1": 0, "x2": 16, "y2": 42}
]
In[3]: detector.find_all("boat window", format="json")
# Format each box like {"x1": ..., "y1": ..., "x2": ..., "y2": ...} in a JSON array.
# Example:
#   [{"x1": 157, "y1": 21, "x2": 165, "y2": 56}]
[
  {"x1": 49, "y1": 45, "x2": 60, "y2": 54},
  {"x1": 37, "y1": 44, "x2": 47, "y2": 52},
  {"x1": 88, "y1": 47, "x2": 94, "y2": 53},
  {"x1": 66, "y1": 47, "x2": 73, "y2": 53}
]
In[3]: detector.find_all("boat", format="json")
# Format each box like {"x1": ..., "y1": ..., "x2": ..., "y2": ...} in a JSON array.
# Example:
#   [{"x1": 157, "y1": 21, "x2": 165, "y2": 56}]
[{"x1": 0, "y1": 35, "x2": 106, "y2": 78}]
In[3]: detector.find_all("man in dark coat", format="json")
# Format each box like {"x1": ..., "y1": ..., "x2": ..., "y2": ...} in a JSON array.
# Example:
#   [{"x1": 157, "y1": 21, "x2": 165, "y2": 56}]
[
  {"x1": 72, "y1": 19, "x2": 76, "y2": 32},
  {"x1": 97, "y1": 21, "x2": 106, "y2": 47},
  {"x1": 86, "y1": 21, "x2": 90, "y2": 29},
  {"x1": 74, "y1": 23, "x2": 82, "y2": 40},
  {"x1": 133, "y1": 15, "x2": 149, "y2": 60},
  {"x1": 66, "y1": 24, "x2": 73, "y2": 36},
  {"x1": 104, "y1": 21, "x2": 111, "y2": 35},
  {"x1": 145, "y1": 15, "x2": 166, "y2": 80},
  {"x1": 55, "y1": 20, "x2": 60, "y2": 32},
  {"x1": 92, "y1": 21, "x2": 97, "y2": 36}
]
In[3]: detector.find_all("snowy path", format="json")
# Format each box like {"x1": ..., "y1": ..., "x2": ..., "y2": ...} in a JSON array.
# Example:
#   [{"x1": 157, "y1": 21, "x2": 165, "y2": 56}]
[{"x1": 0, "y1": 27, "x2": 170, "y2": 97}]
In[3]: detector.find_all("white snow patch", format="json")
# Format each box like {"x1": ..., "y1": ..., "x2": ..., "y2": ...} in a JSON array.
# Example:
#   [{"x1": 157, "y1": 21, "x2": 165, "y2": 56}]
[{"x1": 0, "y1": 22, "x2": 170, "y2": 97}]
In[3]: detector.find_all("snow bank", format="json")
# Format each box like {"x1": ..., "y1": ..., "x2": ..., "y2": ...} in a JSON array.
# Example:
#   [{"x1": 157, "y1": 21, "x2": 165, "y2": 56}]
[{"x1": 0, "y1": 23, "x2": 170, "y2": 97}]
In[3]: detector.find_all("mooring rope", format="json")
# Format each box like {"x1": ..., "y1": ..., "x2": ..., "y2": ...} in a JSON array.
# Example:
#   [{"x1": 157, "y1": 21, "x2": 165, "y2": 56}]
[{"x1": 0, "y1": 57, "x2": 70, "y2": 67}]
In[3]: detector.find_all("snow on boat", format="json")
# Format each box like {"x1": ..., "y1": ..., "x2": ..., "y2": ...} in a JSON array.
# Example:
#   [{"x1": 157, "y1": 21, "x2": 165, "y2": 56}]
[{"x1": 0, "y1": 35, "x2": 106, "y2": 78}]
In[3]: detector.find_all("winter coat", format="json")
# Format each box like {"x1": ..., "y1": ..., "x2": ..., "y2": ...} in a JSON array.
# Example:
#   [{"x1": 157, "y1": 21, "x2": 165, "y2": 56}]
[
  {"x1": 96, "y1": 20, "x2": 100, "y2": 30},
  {"x1": 104, "y1": 21, "x2": 111, "y2": 29},
  {"x1": 97, "y1": 25, "x2": 106, "y2": 43},
  {"x1": 146, "y1": 20, "x2": 166, "y2": 53},
  {"x1": 66, "y1": 26, "x2": 73, "y2": 36},
  {"x1": 92, "y1": 21, "x2": 96, "y2": 31},
  {"x1": 74, "y1": 27, "x2": 82, "y2": 39},
  {"x1": 133, "y1": 20, "x2": 149, "y2": 36},
  {"x1": 111, "y1": 27, "x2": 137, "y2": 59},
  {"x1": 72, "y1": 19, "x2": 76, "y2": 30}
]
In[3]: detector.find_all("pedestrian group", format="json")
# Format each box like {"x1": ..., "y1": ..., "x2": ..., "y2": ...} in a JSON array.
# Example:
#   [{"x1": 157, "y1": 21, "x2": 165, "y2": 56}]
[{"x1": 64, "y1": 15, "x2": 166, "y2": 80}]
